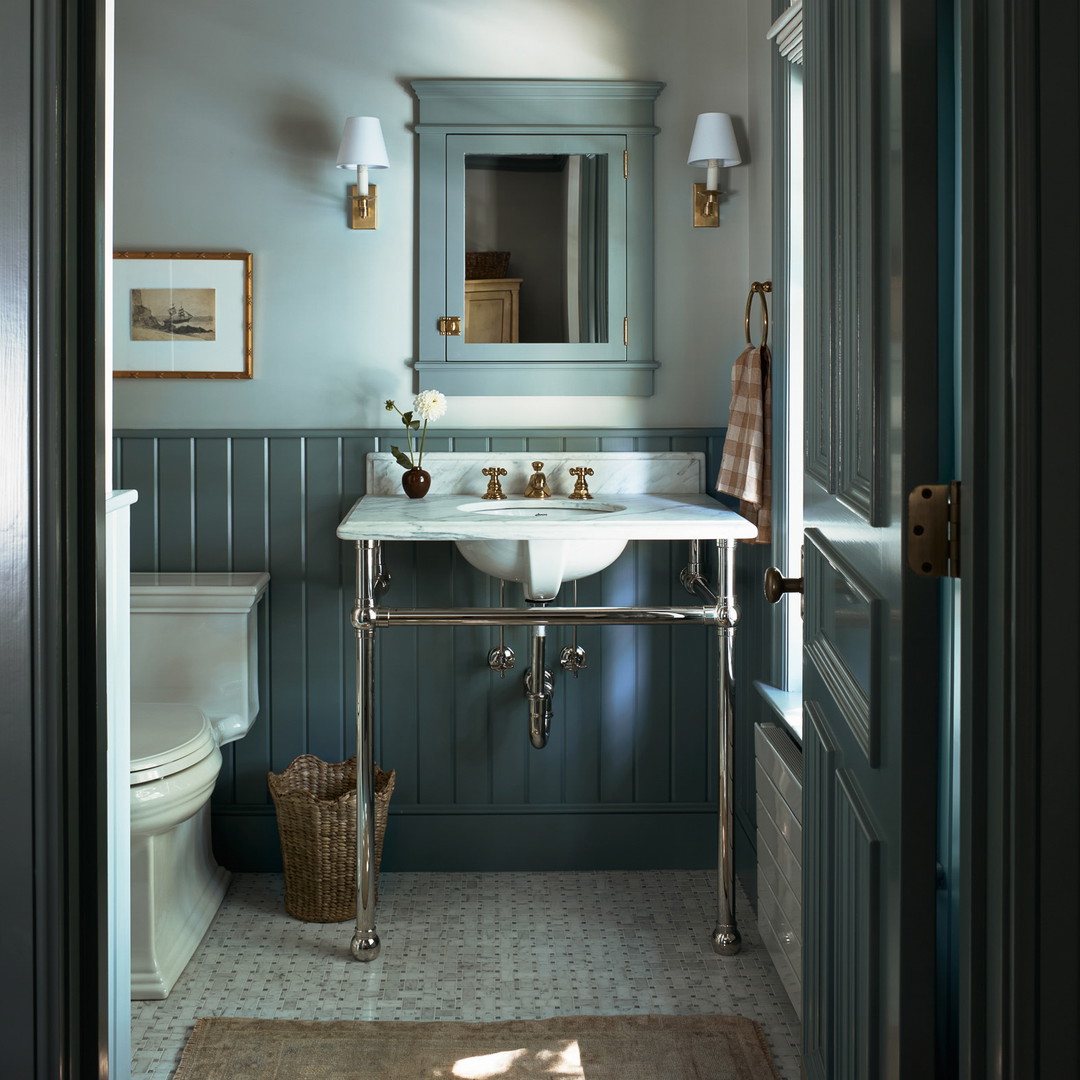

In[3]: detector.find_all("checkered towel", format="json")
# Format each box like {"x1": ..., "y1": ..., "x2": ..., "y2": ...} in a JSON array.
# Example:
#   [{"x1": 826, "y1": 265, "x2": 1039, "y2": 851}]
[{"x1": 716, "y1": 343, "x2": 772, "y2": 544}]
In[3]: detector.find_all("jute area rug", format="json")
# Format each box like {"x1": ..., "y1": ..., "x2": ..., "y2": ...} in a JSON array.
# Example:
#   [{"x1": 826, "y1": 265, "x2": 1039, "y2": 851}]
[{"x1": 173, "y1": 1014, "x2": 781, "y2": 1080}]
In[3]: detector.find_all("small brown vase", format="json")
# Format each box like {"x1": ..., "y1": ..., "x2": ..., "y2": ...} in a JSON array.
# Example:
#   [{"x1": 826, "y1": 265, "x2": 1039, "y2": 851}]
[{"x1": 401, "y1": 467, "x2": 431, "y2": 499}]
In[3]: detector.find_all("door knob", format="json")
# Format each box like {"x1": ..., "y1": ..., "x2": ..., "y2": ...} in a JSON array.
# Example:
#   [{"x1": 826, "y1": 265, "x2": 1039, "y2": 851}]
[{"x1": 763, "y1": 566, "x2": 804, "y2": 604}]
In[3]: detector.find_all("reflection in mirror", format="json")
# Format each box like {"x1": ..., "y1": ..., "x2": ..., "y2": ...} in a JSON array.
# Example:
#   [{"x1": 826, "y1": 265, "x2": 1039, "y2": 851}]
[{"x1": 464, "y1": 154, "x2": 608, "y2": 344}]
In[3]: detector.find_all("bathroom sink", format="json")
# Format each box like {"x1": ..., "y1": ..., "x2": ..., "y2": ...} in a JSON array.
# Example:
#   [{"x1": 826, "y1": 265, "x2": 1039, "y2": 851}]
[
  {"x1": 457, "y1": 498, "x2": 626, "y2": 519},
  {"x1": 454, "y1": 499, "x2": 628, "y2": 601},
  {"x1": 338, "y1": 452, "x2": 761, "y2": 596}
]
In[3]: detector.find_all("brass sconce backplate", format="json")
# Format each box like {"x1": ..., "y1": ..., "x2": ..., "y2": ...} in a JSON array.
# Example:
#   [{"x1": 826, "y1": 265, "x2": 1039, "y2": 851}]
[
  {"x1": 349, "y1": 184, "x2": 378, "y2": 229},
  {"x1": 693, "y1": 182, "x2": 722, "y2": 228}
]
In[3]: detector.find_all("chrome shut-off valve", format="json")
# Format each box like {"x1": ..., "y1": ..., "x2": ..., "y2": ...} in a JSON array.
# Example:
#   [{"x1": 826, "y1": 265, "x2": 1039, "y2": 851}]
[
  {"x1": 560, "y1": 643, "x2": 587, "y2": 675},
  {"x1": 559, "y1": 583, "x2": 587, "y2": 676},
  {"x1": 487, "y1": 579, "x2": 515, "y2": 676},
  {"x1": 488, "y1": 644, "x2": 515, "y2": 675}
]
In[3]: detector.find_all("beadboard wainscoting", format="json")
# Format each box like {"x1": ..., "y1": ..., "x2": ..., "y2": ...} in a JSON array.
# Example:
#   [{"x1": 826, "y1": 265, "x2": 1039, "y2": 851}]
[{"x1": 114, "y1": 430, "x2": 770, "y2": 873}]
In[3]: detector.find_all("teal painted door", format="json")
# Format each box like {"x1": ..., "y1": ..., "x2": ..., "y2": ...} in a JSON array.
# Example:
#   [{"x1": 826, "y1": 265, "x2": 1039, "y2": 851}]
[{"x1": 800, "y1": 1, "x2": 942, "y2": 1077}]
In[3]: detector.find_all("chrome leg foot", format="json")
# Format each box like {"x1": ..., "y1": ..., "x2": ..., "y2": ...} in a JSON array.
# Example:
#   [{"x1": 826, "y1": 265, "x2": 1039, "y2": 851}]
[
  {"x1": 350, "y1": 928, "x2": 381, "y2": 961},
  {"x1": 712, "y1": 923, "x2": 742, "y2": 956}
]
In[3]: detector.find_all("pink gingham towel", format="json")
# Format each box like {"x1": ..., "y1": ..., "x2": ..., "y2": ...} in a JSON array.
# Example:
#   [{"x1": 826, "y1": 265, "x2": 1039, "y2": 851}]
[{"x1": 716, "y1": 343, "x2": 772, "y2": 544}]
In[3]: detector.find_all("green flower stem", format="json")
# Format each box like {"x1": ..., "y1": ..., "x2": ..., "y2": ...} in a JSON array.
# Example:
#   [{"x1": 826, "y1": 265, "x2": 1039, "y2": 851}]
[
  {"x1": 417, "y1": 420, "x2": 428, "y2": 469},
  {"x1": 388, "y1": 401, "x2": 417, "y2": 466}
]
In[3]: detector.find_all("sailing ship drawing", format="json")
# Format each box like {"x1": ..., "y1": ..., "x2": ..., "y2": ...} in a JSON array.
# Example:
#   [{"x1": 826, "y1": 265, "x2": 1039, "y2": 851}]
[{"x1": 129, "y1": 286, "x2": 216, "y2": 341}]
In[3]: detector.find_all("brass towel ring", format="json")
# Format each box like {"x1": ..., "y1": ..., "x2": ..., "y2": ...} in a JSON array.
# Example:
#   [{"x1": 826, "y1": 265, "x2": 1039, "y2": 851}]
[{"x1": 744, "y1": 280, "x2": 773, "y2": 348}]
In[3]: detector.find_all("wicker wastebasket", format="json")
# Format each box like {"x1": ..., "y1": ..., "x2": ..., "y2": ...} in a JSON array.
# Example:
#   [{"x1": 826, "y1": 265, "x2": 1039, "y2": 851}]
[
  {"x1": 267, "y1": 755, "x2": 395, "y2": 922},
  {"x1": 465, "y1": 250, "x2": 511, "y2": 279}
]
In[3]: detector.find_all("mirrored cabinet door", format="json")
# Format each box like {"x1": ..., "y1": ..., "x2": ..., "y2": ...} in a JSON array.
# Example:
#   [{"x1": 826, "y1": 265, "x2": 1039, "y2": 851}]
[{"x1": 444, "y1": 135, "x2": 627, "y2": 361}]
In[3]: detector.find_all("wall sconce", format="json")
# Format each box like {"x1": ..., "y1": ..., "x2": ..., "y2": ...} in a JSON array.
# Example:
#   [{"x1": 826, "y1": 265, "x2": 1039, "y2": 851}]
[
  {"x1": 687, "y1": 112, "x2": 741, "y2": 227},
  {"x1": 335, "y1": 116, "x2": 389, "y2": 230}
]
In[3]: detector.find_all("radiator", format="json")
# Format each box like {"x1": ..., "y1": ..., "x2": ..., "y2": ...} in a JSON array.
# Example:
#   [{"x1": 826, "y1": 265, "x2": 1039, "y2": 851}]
[{"x1": 754, "y1": 721, "x2": 803, "y2": 1018}]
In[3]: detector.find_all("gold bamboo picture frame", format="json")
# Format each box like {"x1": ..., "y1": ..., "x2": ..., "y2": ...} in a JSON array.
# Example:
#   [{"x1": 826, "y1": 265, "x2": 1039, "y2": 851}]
[{"x1": 113, "y1": 251, "x2": 253, "y2": 379}]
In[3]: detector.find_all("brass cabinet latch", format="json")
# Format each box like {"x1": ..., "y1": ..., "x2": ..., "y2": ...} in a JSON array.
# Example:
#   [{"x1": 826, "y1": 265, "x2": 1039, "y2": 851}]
[
  {"x1": 438, "y1": 316, "x2": 462, "y2": 336},
  {"x1": 907, "y1": 481, "x2": 960, "y2": 578}
]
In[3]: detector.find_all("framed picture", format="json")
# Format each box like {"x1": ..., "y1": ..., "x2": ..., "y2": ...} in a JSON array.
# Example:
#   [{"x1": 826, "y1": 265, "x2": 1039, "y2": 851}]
[{"x1": 113, "y1": 251, "x2": 253, "y2": 379}]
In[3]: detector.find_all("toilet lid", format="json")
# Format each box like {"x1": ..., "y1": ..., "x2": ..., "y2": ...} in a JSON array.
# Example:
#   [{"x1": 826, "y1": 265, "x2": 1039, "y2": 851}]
[{"x1": 130, "y1": 703, "x2": 217, "y2": 784}]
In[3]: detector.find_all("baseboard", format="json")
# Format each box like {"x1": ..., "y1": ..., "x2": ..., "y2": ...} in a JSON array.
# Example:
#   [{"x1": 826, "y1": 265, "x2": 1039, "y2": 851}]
[{"x1": 213, "y1": 805, "x2": 721, "y2": 873}]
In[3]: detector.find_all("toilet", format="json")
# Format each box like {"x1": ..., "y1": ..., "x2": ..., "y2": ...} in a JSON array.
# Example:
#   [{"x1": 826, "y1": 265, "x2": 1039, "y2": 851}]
[{"x1": 128, "y1": 571, "x2": 269, "y2": 999}]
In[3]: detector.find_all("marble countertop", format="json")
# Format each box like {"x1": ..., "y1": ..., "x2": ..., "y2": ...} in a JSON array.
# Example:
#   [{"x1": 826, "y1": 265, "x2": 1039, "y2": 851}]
[{"x1": 337, "y1": 492, "x2": 758, "y2": 542}]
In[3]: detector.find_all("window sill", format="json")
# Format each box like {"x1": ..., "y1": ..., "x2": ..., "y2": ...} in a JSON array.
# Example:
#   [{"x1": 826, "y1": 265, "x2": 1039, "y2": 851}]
[{"x1": 753, "y1": 680, "x2": 803, "y2": 743}]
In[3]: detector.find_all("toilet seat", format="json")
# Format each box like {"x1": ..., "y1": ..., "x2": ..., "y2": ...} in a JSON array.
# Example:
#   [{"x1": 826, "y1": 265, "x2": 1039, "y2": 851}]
[{"x1": 130, "y1": 703, "x2": 217, "y2": 785}]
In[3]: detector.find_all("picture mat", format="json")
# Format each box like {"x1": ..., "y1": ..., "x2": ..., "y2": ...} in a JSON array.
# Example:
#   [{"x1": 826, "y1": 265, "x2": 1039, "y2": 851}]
[{"x1": 113, "y1": 257, "x2": 247, "y2": 374}]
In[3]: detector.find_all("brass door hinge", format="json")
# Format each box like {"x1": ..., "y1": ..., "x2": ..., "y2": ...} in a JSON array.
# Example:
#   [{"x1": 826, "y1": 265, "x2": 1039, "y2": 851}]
[
  {"x1": 623, "y1": 150, "x2": 629, "y2": 179},
  {"x1": 907, "y1": 481, "x2": 960, "y2": 578},
  {"x1": 623, "y1": 316, "x2": 629, "y2": 346},
  {"x1": 438, "y1": 316, "x2": 462, "y2": 336}
]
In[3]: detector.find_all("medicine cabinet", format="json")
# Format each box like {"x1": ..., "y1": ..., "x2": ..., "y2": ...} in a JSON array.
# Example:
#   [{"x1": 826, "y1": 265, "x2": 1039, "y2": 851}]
[{"x1": 412, "y1": 79, "x2": 664, "y2": 396}]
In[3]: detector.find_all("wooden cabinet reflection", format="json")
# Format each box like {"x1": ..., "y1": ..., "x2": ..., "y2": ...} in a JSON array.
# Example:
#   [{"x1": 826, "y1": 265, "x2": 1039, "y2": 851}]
[{"x1": 464, "y1": 278, "x2": 522, "y2": 343}]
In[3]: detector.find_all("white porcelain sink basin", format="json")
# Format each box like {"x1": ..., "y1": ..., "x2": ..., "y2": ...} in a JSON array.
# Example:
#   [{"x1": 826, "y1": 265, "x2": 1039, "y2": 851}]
[{"x1": 454, "y1": 499, "x2": 628, "y2": 601}]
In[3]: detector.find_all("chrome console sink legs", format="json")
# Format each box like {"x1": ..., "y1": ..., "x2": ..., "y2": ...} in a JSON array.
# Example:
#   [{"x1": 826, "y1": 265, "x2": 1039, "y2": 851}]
[
  {"x1": 351, "y1": 540, "x2": 381, "y2": 962},
  {"x1": 682, "y1": 538, "x2": 742, "y2": 956},
  {"x1": 712, "y1": 538, "x2": 741, "y2": 956},
  {"x1": 347, "y1": 535, "x2": 743, "y2": 961}
]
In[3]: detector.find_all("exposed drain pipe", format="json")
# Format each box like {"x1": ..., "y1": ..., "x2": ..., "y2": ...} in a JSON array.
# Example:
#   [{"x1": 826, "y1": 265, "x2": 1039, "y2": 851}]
[{"x1": 523, "y1": 625, "x2": 553, "y2": 748}]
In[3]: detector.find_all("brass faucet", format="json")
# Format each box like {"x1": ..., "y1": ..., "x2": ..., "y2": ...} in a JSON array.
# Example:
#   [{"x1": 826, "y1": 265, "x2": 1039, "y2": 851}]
[
  {"x1": 523, "y1": 462, "x2": 552, "y2": 499},
  {"x1": 481, "y1": 466, "x2": 507, "y2": 500},
  {"x1": 568, "y1": 466, "x2": 594, "y2": 500}
]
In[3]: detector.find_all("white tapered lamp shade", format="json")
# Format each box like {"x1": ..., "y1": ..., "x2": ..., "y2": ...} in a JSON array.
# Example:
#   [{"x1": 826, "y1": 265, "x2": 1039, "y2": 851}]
[
  {"x1": 336, "y1": 116, "x2": 389, "y2": 195},
  {"x1": 687, "y1": 112, "x2": 741, "y2": 190}
]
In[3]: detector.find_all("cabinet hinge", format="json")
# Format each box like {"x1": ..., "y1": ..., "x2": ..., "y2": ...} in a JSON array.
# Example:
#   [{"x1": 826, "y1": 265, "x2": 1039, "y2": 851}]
[
  {"x1": 623, "y1": 316, "x2": 629, "y2": 346},
  {"x1": 623, "y1": 150, "x2": 629, "y2": 179},
  {"x1": 907, "y1": 481, "x2": 960, "y2": 578},
  {"x1": 438, "y1": 316, "x2": 462, "y2": 336}
]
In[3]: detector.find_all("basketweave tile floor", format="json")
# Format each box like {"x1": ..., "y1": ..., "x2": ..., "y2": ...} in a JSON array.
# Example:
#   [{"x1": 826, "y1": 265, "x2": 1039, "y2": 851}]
[{"x1": 130, "y1": 870, "x2": 802, "y2": 1080}]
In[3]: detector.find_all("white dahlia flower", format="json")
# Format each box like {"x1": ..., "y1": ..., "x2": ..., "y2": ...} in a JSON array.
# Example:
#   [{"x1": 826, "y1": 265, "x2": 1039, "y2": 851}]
[{"x1": 413, "y1": 390, "x2": 448, "y2": 422}]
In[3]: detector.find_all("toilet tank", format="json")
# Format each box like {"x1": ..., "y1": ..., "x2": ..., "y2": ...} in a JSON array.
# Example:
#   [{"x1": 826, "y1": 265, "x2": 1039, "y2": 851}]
[{"x1": 130, "y1": 572, "x2": 270, "y2": 746}]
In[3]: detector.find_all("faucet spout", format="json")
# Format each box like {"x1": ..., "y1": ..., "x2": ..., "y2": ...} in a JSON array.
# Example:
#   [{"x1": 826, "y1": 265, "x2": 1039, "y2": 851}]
[{"x1": 523, "y1": 462, "x2": 552, "y2": 499}]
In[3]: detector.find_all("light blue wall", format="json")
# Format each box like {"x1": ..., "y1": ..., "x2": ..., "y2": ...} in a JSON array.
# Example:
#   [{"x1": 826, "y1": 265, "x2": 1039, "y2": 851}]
[{"x1": 112, "y1": 0, "x2": 769, "y2": 431}]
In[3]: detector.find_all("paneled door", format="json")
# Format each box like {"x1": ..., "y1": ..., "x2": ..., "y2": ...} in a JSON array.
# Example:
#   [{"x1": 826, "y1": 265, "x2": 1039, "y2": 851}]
[{"x1": 797, "y1": 1, "x2": 943, "y2": 1076}]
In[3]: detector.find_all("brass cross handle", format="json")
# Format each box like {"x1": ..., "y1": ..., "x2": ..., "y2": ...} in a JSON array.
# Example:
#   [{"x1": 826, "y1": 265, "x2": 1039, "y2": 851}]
[
  {"x1": 481, "y1": 466, "x2": 508, "y2": 500},
  {"x1": 568, "y1": 466, "x2": 594, "y2": 500}
]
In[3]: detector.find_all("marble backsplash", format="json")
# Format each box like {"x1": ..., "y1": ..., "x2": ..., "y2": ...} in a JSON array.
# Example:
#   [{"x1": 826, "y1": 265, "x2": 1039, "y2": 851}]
[{"x1": 365, "y1": 451, "x2": 706, "y2": 498}]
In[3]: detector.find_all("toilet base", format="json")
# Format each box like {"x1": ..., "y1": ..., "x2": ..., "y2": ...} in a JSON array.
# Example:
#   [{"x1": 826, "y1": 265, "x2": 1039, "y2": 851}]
[{"x1": 131, "y1": 802, "x2": 230, "y2": 1000}]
